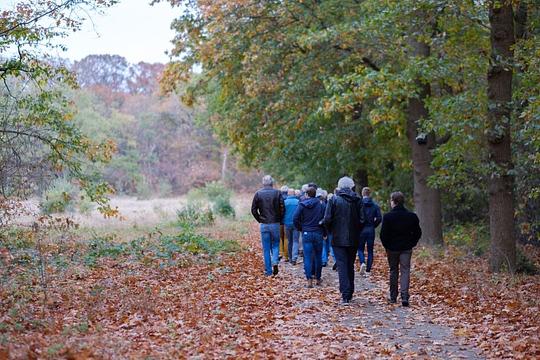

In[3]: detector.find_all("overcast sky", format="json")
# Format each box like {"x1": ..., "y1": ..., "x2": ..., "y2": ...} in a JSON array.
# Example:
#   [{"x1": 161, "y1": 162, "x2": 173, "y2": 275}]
[{"x1": 1, "y1": 0, "x2": 178, "y2": 64}]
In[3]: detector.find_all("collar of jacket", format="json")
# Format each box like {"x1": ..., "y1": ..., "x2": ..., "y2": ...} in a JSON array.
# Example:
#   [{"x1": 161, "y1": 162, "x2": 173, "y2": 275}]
[{"x1": 391, "y1": 204, "x2": 406, "y2": 211}]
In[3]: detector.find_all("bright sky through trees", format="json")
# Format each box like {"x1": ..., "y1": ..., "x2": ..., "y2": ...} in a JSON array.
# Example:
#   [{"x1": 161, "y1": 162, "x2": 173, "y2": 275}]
[{"x1": 0, "y1": 0, "x2": 176, "y2": 63}]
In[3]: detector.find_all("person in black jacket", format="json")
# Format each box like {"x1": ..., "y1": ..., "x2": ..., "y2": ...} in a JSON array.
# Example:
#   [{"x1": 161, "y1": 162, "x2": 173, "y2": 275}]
[
  {"x1": 293, "y1": 186, "x2": 326, "y2": 288},
  {"x1": 380, "y1": 191, "x2": 422, "y2": 307},
  {"x1": 323, "y1": 176, "x2": 365, "y2": 305},
  {"x1": 251, "y1": 175, "x2": 285, "y2": 276}
]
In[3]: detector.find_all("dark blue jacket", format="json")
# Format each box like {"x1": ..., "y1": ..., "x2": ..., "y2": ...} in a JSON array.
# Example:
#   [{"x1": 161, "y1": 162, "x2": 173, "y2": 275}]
[
  {"x1": 293, "y1": 197, "x2": 325, "y2": 234},
  {"x1": 361, "y1": 197, "x2": 382, "y2": 232}
]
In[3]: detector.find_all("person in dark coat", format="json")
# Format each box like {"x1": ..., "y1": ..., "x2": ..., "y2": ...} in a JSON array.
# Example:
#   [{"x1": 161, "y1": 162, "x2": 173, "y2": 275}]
[
  {"x1": 293, "y1": 186, "x2": 326, "y2": 287},
  {"x1": 380, "y1": 191, "x2": 422, "y2": 306},
  {"x1": 323, "y1": 177, "x2": 365, "y2": 304},
  {"x1": 251, "y1": 175, "x2": 285, "y2": 276},
  {"x1": 357, "y1": 187, "x2": 382, "y2": 276}
]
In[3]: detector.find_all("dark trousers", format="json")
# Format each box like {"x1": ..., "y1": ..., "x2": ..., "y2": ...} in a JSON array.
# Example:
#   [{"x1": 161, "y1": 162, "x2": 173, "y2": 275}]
[
  {"x1": 386, "y1": 249, "x2": 412, "y2": 301},
  {"x1": 333, "y1": 245, "x2": 357, "y2": 301}
]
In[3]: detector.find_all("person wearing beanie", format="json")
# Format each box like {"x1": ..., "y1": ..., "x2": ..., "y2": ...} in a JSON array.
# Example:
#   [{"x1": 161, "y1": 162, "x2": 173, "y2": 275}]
[
  {"x1": 251, "y1": 175, "x2": 285, "y2": 276},
  {"x1": 357, "y1": 187, "x2": 382, "y2": 277},
  {"x1": 323, "y1": 176, "x2": 365, "y2": 304}
]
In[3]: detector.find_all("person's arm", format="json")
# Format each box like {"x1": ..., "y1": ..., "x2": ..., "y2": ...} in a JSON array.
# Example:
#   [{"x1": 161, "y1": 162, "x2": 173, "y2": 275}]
[
  {"x1": 374, "y1": 204, "x2": 382, "y2": 228},
  {"x1": 411, "y1": 214, "x2": 422, "y2": 247},
  {"x1": 293, "y1": 205, "x2": 302, "y2": 231},
  {"x1": 279, "y1": 193, "x2": 285, "y2": 224},
  {"x1": 357, "y1": 200, "x2": 365, "y2": 229},
  {"x1": 322, "y1": 197, "x2": 334, "y2": 230},
  {"x1": 251, "y1": 192, "x2": 261, "y2": 223},
  {"x1": 379, "y1": 214, "x2": 389, "y2": 249}
]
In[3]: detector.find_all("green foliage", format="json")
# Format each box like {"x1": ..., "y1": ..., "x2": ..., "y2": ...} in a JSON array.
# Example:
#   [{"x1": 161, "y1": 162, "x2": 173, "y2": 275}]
[
  {"x1": 40, "y1": 178, "x2": 95, "y2": 215},
  {"x1": 186, "y1": 181, "x2": 236, "y2": 218},
  {"x1": 213, "y1": 196, "x2": 235, "y2": 218},
  {"x1": 176, "y1": 204, "x2": 215, "y2": 227},
  {"x1": 515, "y1": 248, "x2": 538, "y2": 275},
  {"x1": 444, "y1": 223, "x2": 490, "y2": 257}
]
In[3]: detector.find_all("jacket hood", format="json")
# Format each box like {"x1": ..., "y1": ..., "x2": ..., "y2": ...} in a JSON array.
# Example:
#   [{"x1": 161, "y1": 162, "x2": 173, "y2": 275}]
[
  {"x1": 363, "y1": 197, "x2": 375, "y2": 207},
  {"x1": 336, "y1": 188, "x2": 360, "y2": 202},
  {"x1": 300, "y1": 197, "x2": 320, "y2": 209}
]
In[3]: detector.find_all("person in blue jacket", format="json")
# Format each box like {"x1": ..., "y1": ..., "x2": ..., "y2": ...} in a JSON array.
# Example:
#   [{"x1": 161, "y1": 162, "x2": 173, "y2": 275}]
[
  {"x1": 293, "y1": 186, "x2": 326, "y2": 287},
  {"x1": 284, "y1": 189, "x2": 300, "y2": 264},
  {"x1": 358, "y1": 187, "x2": 382, "y2": 277}
]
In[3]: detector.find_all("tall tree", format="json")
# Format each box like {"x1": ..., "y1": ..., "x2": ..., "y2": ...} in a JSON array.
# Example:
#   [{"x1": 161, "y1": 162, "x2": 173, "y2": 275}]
[{"x1": 486, "y1": 0, "x2": 516, "y2": 271}]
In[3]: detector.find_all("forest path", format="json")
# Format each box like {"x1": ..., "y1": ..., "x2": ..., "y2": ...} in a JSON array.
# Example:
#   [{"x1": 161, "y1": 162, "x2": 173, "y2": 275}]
[{"x1": 236, "y1": 223, "x2": 483, "y2": 359}]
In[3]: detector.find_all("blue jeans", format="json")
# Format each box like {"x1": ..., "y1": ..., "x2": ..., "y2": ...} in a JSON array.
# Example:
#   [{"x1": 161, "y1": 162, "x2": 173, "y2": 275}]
[
  {"x1": 358, "y1": 227, "x2": 375, "y2": 272},
  {"x1": 285, "y1": 225, "x2": 299, "y2": 262},
  {"x1": 302, "y1": 231, "x2": 323, "y2": 280},
  {"x1": 260, "y1": 223, "x2": 280, "y2": 275},
  {"x1": 322, "y1": 234, "x2": 335, "y2": 264}
]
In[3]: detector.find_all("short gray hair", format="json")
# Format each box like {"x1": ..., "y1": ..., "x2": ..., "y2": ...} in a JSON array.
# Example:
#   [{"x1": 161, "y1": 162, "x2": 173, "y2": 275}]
[
  {"x1": 337, "y1": 176, "x2": 355, "y2": 190},
  {"x1": 262, "y1": 175, "x2": 274, "y2": 186},
  {"x1": 301, "y1": 184, "x2": 309, "y2": 192},
  {"x1": 280, "y1": 185, "x2": 289, "y2": 192}
]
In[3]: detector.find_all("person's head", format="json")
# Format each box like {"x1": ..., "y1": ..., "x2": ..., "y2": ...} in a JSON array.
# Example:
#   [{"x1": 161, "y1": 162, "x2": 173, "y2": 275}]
[
  {"x1": 390, "y1": 191, "x2": 405, "y2": 208},
  {"x1": 306, "y1": 186, "x2": 317, "y2": 198},
  {"x1": 337, "y1": 176, "x2": 355, "y2": 190},
  {"x1": 288, "y1": 188, "x2": 295, "y2": 196},
  {"x1": 362, "y1": 187, "x2": 371, "y2": 197},
  {"x1": 301, "y1": 184, "x2": 309, "y2": 192},
  {"x1": 316, "y1": 188, "x2": 327, "y2": 200},
  {"x1": 262, "y1": 175, "x2": 274, "y2": 187},
  {"x1": 308, "y1": 182, "x2": 318, "y2": 190},
  {"x1": 280, "y1": 185, "x2": 289, "y2": 193}
]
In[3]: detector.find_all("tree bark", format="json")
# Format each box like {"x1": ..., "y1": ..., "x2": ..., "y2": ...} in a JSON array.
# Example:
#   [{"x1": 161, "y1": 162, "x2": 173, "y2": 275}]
[
  {"x1": 487, "y1": 1, "x2": 516, "y2": 272},
  {"x1": 406, "y1": 40, "x2": 443, "y2": 246},
  {"x1": 221, "y1": 147, "x2": 228, "y2": 183}
]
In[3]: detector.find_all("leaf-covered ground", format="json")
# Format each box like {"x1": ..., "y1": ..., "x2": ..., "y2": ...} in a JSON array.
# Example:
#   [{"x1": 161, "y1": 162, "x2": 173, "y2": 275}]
[{"x1": 1, "y1": 221, "x2": 539, "y2": 359}]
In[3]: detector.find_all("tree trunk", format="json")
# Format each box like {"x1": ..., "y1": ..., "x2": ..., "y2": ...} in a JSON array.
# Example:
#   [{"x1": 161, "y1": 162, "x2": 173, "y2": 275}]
[
  {"x1": 406, "y1": 40, "x2": 443, "y2": 246},
  {"x1": 354, "y1": 168, "x2": 368, "y2": 190},
  {"x1": 221, "y1": 147, "x2": 228, "y2": 183},
  {"x1": 487, "y1": 1, "x2": 516, "y2": 272}
]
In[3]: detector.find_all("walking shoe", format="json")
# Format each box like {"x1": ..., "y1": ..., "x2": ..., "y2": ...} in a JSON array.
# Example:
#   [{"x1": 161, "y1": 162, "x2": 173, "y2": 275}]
[
  {"x1": 316, "y1": 278, "x2": 322, "y2": 286},
  {"x1": 272, "y1": 265, "x2": 279, "y2": 276},
  {"x1": 291, "y1": 260, "x2": 297, "y2": 266},
  {"x1": 364, "y1": 271, "x2": 371, "y2": 279},
  {"x1": 332, "y1": 263, "x2": 338, "y2": 271},
  {"x1": 359, "y1": 263, "x2": 366, "y2": 275},
  {"x1": 307, "y1": 279, "x2": 313, "y2": 288},
  {"x1": 402, "y1": 300, "x2": 409, "y2": 307},
  {"x1": 388, "y1": 297, "x2": 397, "y2": 304},
  {"x1": 339, "y1": 299, "x2": 351, "y2": 306}
]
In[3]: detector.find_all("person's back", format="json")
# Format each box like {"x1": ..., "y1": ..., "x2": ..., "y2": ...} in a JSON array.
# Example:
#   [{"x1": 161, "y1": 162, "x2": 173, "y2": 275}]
[
  {"x1": 252, "y1": 187, "x2": 283, "y2": 224},
  {"x1": 362, "y1": 197, "x2": 382, "y2": 229},
  {"x1": 327, "y1": 188, "x2": 364, "y2": 247},
  {"x1": 357, "y1": 187, "x2": 382, "y2": 275},
  {"x1": 294, "y1": 197, "x2": 325, "y2": 233},
  {"x1": 380, "y1": 204, "x2": 421, "y2": 251},
  {"x1": 284, "y1": 196, "x2": 299, "y2": 227}
]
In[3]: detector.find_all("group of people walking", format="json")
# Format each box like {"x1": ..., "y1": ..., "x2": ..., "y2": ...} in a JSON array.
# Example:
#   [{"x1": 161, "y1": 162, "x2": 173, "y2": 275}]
[{"x1": 251, "y1": 175, "x2": 422, "y2": 306}]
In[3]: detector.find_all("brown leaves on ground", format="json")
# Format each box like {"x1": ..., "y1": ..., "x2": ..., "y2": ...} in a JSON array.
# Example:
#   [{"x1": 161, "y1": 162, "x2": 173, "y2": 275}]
[{"x1": 0, "y1": 222, "x2": 539, "y2": 359}]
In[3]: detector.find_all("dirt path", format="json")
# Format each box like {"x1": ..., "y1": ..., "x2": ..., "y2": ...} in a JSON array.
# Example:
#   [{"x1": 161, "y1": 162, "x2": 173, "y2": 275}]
[{"x1": 272, "y1": 252, "x2": 482, "y2": 359}]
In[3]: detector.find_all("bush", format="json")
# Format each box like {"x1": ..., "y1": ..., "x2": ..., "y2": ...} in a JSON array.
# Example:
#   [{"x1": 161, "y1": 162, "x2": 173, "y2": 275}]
[
  {"x1": 41, "y1": 178, "x2": 79, "y2": 214},
  {"x1": 186, "y1": 181, "x2": 235, "y2": 218},
  {"x1": 444, "y1": 223, "x2": 490, "y2": 256},
  {"x1": 176, "y1": 204, "x2": 214, "y2": 227},
  {"x1": 516, "y1": 247, "x2": 538, "y2": 275},
  {"x1": 213, "y1": 196, "x2": 235, "y2": 218}
]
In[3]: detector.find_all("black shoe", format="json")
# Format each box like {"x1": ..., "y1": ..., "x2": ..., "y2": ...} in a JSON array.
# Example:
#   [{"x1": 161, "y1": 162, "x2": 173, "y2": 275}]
[
  {"x1": 388, "y1": 297, "x2": 397, "y2": 304},
  {"x1": 272, "y1": 265, "x2": 279, "y2": 276},
  {"x1": 339, "y1": 299, "x2": 350, "y2": 306},
  {"x1": 402, "y1": 300, "x2": 409, "y2": 307},
  {"x1": 332, "y1": 263, "x2": 338, "y2": 271}
]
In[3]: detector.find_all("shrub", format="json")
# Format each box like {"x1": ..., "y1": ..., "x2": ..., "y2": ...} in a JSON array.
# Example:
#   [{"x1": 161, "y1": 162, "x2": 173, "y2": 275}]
[
  {"x1": 444, "y1": 223, "x2": 490, "y2": 256},
  {"x1": 213, "y1": 196, "x2": 235, "y2": 218},
  {"x1": 176, "y1": 204, "x2": 214, "y2": 227},
  {"x1": 41, "y1": 178, "x2": 79, "y2": 214},
  {"x1": 516, "y1": 247, "x2": 538, "y2": 275}
]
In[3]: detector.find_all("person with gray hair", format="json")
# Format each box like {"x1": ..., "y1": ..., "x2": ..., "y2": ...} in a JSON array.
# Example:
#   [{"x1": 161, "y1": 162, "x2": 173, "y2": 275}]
[
  {"x1": 323, "y1": 176, "x2": 365, "y2": 305},
  {"x1": 251, "y1": 175, "x2": 285, "y2": 276}
]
